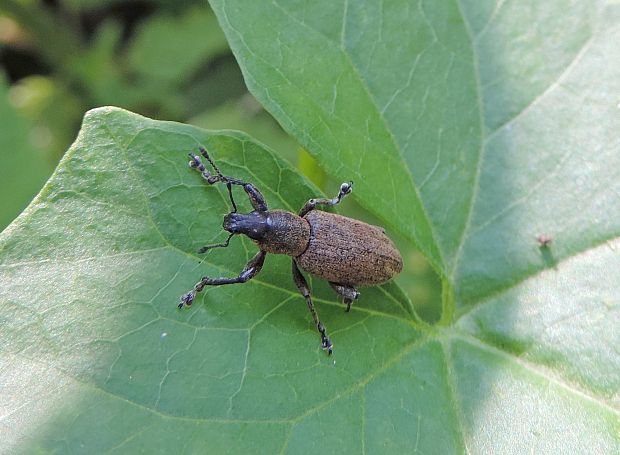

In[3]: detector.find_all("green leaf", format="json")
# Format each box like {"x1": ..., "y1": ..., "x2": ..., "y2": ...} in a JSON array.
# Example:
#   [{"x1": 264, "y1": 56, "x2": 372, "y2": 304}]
[
  {"x1": 189, "y1": 97, "x2": 300, "y2": 164},
  {"x1": 1, "y1": 107, "x2": 417, "y2": 452},
  {"x1": 3, "y1": 0, "x2": 620, "y2": 452},
  {"x1": 203, "y1": 0, "x2": 619, "y2": 452},
  {"x1": 209, "y1": 0, "x2": 620, "y2": 302}
]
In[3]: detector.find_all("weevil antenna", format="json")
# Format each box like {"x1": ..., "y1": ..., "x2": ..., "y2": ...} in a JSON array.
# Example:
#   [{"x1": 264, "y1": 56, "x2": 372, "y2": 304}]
[
  {"x1": 197, "y1": 232, "x2": 235, "y2": 255},
  {"x1": 199, "y1": 147, "x2": 239, "y2": 213}
]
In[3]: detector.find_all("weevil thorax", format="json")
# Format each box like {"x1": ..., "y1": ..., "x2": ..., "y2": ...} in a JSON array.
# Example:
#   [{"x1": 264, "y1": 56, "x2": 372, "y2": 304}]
[{"x1": 223, "y1": 209, "x2": 310, "y2": 256}]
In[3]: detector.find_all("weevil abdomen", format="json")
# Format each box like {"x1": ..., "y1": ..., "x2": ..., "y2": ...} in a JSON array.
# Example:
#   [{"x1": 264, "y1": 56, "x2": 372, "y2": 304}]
[{"x1": 296, "y1": 210, "x2": 402, "y2": 286}]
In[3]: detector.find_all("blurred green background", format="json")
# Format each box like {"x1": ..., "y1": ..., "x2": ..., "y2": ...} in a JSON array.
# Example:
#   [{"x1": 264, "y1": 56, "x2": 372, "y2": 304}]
[{"x1": 0, "y1": 0, "x2": 441, "y2": 321}]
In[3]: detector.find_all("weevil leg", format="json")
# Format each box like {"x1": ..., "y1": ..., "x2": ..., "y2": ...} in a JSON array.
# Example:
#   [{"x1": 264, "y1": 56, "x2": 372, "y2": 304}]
[
  {"x1": 298, "y1": 181, "x2": 353, "y2": 217},
  {"x1": 237, "y1": 182, "x2": 268, "y2": 212},
  {"x1": 292, "y1": 259, "x2": 333, "y2": 355},
  {"x1": 188, "y1": 151, "x2": 222, "y2": 185},
  {"x1": 329, "y1": 282, "x2": 360, "y2": 312},
  {"x1": 189, "y1": 148, "x2": 268, "y2": 212},
  {"x1": 179, "y1": 250, "x2": 267, "y2": 308}
]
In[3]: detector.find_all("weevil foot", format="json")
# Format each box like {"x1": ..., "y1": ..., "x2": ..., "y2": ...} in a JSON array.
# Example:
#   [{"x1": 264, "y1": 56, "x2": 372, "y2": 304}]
[
  {"x1": 328, "y1": 284, "x2": 359, "y2": 313},
  {"x1": 188, "y1": 152, "x2": 221, "y2": 184},
  {"x1": 317, "y1": 322, "x2": 333, "y2": 355},
  {"x1": 344, "y1": 290, "x2": 360, "y2": 312},
  {"x1": 322, "y1": 338, "x2": 333, "y2": 355},
  {"x1": 178, "y1": 291, "x2": 195, "y2": 309}
]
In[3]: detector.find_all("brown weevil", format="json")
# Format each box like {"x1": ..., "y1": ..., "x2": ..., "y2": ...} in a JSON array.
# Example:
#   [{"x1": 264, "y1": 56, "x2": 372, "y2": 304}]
[{"x1": 179, "y1": 147, "x2": 403, "y2": 354}]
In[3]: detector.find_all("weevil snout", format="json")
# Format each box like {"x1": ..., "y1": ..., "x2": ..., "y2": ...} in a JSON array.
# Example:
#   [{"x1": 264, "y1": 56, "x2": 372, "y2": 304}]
[
  {"x1": 223, "y1": 211, "x2": 268, "y2": 240},
  {"x1": 222, "y1": 212, "x2": 238, "y2": 231}
]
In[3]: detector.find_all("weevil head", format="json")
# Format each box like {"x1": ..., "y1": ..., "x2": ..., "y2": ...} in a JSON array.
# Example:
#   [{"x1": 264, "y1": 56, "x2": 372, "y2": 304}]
[{"x1": 223, "y1": 211, "x2": 268, "y2": 240}]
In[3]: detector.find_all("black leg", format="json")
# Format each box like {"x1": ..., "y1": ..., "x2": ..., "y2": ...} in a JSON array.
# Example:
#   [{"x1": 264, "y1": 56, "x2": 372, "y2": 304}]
[
  {"x1": 188, "y1": 148, "x2": 269, "y2": 212},
  {"x1": 299, "y1": 181, "x2": 353, "y2": 217},
  {"x1": 292, "y1": 259, "x2": 333, "y2": 355},
  {"x1": 329, "y1": 282, "x2": 360, "y2": 312},
  {"x1": 179, "y1": 250, "x2": 267, "y2": 308},
  {"x1": 238, "y1": 181, "x2": 268, "y2": 212},
  {"x1": 197, "y1": 232, "x2": 234, "y2": 254}
]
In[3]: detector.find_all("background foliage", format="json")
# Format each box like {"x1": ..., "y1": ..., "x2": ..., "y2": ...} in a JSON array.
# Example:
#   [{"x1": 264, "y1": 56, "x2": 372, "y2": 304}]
[{"x1": 1, "y1": 1, "x2": 619, "y2": 454}]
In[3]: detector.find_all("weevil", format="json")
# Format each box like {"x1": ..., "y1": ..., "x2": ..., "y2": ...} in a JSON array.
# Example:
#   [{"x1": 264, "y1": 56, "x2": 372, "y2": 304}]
[{"x1": 178, "y1": 147, "x2": 403, "y2": 354}]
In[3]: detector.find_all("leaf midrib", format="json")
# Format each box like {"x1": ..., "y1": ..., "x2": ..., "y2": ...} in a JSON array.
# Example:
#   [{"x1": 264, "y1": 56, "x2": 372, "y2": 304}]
[{"x1": 449, "y1": 0, "x2": 486, "y2": 288}]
